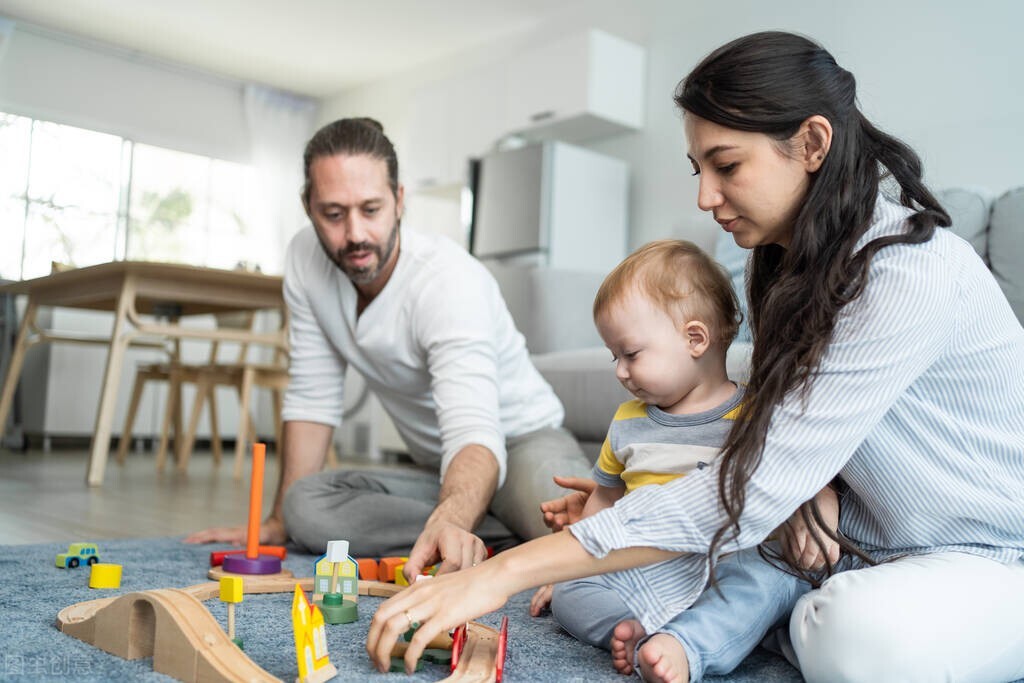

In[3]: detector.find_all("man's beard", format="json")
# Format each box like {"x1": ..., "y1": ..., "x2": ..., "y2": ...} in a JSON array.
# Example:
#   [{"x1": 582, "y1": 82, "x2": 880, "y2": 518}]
[{"x1": 320, "y1": 217, "x2": 399, "y2": 285}]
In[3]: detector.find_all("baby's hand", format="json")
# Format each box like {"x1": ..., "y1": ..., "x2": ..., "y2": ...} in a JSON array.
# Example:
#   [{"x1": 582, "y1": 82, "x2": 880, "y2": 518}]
[
  {"x1": 777, "y1": 485, "x2": 840, "y2": 571},
  {"x1": 539, "y1": 476, "x2": 596, "y2": 531},
  {"x1": 529, "y1": 584, "x2": 554, "y2": 616}
]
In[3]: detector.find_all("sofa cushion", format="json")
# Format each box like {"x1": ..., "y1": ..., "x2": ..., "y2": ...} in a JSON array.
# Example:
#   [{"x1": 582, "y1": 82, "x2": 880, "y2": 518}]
[
  {"x1": 534, "y1": 342, "x2": 752, "y2": 448},
  {"x1": 936, "y1": 187, "x2": 992, "y2": 262},
  {"x1": 989, "y1": 188, "x2": 1024, "y2": 324},
  {"x1": 487, "y1": 263, "x2": 604, "y2": 354},
  {"x1": 531, "y1": 347, "x2": 629, "y2": 444}
]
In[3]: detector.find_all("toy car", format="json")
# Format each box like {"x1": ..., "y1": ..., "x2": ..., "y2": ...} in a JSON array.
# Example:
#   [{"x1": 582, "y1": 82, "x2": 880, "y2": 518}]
[{"x1": 55, "y1": 542, "x2": 100, "y2": 568}]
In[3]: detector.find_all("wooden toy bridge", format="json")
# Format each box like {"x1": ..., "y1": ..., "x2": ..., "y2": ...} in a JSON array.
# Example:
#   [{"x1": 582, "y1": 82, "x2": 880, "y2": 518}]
[{"x1": 57, "y1": 577, "x2": 502, "y2": 682}]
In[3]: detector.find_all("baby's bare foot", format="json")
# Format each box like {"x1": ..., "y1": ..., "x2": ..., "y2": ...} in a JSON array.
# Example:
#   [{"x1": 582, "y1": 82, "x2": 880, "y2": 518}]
[
  {"x1": 609, "y1": 619, "x2": 647, "y2": 675},
  {"x1": 637, "y1": 633, "x2": 690, "y2": 683}
]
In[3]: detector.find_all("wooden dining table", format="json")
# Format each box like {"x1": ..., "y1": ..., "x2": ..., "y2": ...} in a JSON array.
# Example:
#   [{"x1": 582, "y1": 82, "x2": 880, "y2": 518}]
[{"x1": 0, "y1": 261, "x2": 286, "y2": 486}]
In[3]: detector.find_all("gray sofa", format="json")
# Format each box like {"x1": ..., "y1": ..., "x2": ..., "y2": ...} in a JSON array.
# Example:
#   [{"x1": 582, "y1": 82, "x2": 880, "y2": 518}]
[{"x1": 490, "y1": 186, "x2": 1024, "y2": 460}]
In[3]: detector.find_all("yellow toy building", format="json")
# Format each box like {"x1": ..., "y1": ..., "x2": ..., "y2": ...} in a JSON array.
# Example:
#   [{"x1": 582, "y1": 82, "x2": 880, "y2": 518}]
[{"x1": 291, "y1": 584, "x2": 338, "y2": 683}]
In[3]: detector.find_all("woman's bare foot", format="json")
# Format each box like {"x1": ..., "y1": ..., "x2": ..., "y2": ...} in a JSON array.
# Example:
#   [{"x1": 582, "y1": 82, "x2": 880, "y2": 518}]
[
  {"x1": 610, "y1": 619, "x2": 647, "y2": 675},
  {"x1": 637, "y1": 633, "x2": 690, "y2": 683}
]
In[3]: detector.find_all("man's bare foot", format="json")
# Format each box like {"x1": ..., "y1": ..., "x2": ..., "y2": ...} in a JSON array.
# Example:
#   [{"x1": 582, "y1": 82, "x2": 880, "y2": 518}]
[
  {"x1": 638, "y1": 633, "x2": 690, "y2": 683},
  {"x1": 610, "y1": 619, "x2": 647, "y2": 675}
]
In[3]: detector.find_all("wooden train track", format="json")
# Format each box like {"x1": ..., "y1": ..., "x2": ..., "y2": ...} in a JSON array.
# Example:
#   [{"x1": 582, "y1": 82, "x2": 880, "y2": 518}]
[{"x1": 56, "y1": 577, "x2": 501, "y2": 682}]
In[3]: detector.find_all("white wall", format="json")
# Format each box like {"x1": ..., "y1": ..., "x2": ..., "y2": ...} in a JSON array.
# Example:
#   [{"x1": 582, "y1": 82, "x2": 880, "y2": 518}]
[
  {"x1": 0, "y1": 22, "x2": 249, "y2": 163},
  {"x1": 319, "y1": 0, "x2": 1024, "y2": 254}
]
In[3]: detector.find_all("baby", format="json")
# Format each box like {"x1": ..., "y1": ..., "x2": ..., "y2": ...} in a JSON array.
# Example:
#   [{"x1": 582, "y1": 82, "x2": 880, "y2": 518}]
[{"x1": 532, "y1": 240, "x2": 837, "y2": 674}]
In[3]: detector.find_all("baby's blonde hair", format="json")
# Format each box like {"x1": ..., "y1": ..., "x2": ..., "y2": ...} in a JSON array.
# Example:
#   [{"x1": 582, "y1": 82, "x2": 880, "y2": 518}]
[{"x1": 593, "y1": 239, "x2": 741, "y2": 348}]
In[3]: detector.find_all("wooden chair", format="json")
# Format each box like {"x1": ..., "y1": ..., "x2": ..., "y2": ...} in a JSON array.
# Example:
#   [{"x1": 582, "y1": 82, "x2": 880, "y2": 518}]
[
  {"x1": 117, "y1": 309, "x2": 341, "y2": 477},
  {"x1": 172, "y1": 315, "x2": 342, "y2": 478},
  {"x1": 174, "y1": 316, "x2": 292, "y2": 478},
  {"x1": 116, "y1": 312, "x2": 278, "y2": 473}
]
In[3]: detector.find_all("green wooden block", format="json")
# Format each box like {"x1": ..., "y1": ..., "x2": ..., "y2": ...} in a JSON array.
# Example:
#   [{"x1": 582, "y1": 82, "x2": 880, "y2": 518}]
[
  {"x1": 319, "y1": 597, "x2": 358, "y2": 624},
  {"x1": 390, "y1": 656, "x2": 423, "y2": 672},
  {"x1": 422, "y1": 648, "x2": 452, "y2": 664}
]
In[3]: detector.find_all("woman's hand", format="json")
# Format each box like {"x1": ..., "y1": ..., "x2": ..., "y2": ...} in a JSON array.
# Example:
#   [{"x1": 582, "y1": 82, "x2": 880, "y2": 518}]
[
  {"x1": 776, "y1": 485, "x2": 840, "y2": 570},
  {"x1": 367, "y1": 562, "x2": 511, "y2": 673},
  {"x1": 365, "y1": 530, "x2": 680, "y2": 673}
]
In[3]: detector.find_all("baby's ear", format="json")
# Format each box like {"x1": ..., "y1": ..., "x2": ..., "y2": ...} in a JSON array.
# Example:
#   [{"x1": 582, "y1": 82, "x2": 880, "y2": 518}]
[{"x1": 682, "y1": 320, "x2": 711, "y2": 357}]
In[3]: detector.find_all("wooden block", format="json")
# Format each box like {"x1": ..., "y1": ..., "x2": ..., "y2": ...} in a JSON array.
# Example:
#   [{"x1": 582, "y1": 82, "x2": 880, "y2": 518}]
[
  {"x1": 378, "y1": 557, "x2": 406, "y2": 583},
  {"x1": 89, "y1": 563, "x2": 122, "y2": 589},
  {"x1": 394, "y1": 563, "x2": 410, "y2": 586},
  {"x1": 219, "y1": 576, "x2": 244, "y2": 603},
  {"x1": 356, "y1": 558, "x2": 378, "y2": 581},
  {"x1": 325, "y1": 540, "x2": 349, "y2": 562}
]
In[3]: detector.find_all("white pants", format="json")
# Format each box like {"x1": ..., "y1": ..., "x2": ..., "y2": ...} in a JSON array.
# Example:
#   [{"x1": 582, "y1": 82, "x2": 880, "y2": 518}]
[{"x1": 792, "y1": 552, "x2": 1024, "y2": 683}]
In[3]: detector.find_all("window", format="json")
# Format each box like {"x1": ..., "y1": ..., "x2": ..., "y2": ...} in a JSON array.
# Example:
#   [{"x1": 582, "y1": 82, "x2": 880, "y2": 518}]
[{"x1": 0, "y1": 112, "x2": 258, "y2": 281}]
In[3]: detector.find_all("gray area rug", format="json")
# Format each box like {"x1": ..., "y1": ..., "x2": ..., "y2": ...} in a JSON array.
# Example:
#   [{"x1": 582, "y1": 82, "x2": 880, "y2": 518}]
[{"x1": 0, "y1": 537, "x2": 802, "y2": 682}]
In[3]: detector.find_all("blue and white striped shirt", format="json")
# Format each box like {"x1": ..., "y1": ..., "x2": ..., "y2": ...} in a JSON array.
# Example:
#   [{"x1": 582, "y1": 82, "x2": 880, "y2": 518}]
[{"x1": 569, "y1": 196, "x2": 1024, "y2": 632}]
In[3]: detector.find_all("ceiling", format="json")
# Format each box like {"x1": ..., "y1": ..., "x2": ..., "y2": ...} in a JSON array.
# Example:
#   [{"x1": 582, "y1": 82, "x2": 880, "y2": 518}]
[{"x1": 0, "y1": 0, "x2": 588, "y2": 99}]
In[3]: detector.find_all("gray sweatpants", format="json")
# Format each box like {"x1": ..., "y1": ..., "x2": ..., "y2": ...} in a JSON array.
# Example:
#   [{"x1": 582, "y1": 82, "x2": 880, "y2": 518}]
[{"x1": 282, "y1": 426, "x2": 590, "y2": 557}]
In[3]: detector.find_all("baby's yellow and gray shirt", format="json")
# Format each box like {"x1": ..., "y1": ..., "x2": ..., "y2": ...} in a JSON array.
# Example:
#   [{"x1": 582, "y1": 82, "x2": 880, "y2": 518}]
[{"x1": 592, "y1": 386, "x2": 745, "y2": 493}]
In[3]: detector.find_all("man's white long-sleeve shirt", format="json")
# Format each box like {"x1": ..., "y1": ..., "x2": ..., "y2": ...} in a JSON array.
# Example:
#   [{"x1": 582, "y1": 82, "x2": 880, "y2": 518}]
[{"x1": 281, "y1": 226, "x2": 565, "y2": 487}]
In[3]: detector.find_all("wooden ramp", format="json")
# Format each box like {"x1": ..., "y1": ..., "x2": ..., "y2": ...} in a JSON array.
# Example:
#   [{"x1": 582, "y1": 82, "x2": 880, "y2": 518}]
[
  {"x1": 58, "y1": 588, "x2": 280, "y2": 682},
  {"x1": 448, "y1": 622, "x2": 500, "y2": 683},
  {"x1": 57, "y1": 578, "x2": 498, "y2": 683}
]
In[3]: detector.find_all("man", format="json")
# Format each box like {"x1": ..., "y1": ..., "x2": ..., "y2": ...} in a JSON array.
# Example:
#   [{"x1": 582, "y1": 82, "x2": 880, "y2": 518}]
[{"x1": 188, "y1": 118, "x2": 590, "y2": 579}]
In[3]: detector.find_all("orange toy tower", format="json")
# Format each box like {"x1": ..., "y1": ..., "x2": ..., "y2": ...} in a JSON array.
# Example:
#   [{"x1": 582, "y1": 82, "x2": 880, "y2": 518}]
[{"x1": 221, "y1": 443, "x2": 284, "y2": 575}]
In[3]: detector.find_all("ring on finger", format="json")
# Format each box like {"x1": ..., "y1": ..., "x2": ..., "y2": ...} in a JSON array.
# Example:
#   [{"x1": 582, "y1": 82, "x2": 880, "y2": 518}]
[{"x1": 405, "y1": 610, "x2": 419, "y2": 630}]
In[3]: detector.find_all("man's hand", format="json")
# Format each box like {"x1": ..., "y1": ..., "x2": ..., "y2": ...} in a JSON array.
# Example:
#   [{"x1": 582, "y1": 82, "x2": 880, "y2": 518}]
[
  {"x1": 403, "y1": 521, "x2": 487, "y2": 581},
  {"x1": 776, "y1": 485, "x2": 840, "y2": 570},
  {"x1": 529, "y1": 583, "x2": 554, "y2": 616},
  {"x1": 183, "y1": 516, "x2": 287, "y2": 546},
  {"x1": 400, "y1": 444, "x2": 497, "y2": 582},
  {"x1": 540, "y1": 476, "x2": 596, "y2": 532}
]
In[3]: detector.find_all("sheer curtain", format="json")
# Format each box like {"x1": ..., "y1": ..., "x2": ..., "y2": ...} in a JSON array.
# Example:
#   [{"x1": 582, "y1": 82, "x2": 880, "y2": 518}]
[
  {"x1": 243, "y1": 85, "x2": 317, "y2": 275},
  {"x1": 243, "y1": 86, "x2": 316, "y2": 435}
]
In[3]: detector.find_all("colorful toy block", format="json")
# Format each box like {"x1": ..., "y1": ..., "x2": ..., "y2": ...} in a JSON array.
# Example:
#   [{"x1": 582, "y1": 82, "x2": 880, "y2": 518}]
[
  {"x1": 422, "y1": 648, "x2": 453, "y2": 665},
  {"x1": 319, "y1": 591, "x2": 357, "y2": 624},
  {"x1": 219, "y1": 576, "x2": 244, "y2": 648},
  {"x1": 219, "y1": 576, "x2": 244, "y2": 603},
  {"x1": 395, "y1": 562, "x2": 410, "y2": 586},
  {"x1": 378, "y1": 556, "x2": 407, "y2": 583},
  {"x1": 88, "y1": 563, "x2": 121, "y2": 589},
  {"x1": 390, "y1": 656, "x2": 423, "y2": 673},
  {"x1": 356, "y1": 558, "x2": 378, "y2": 581}
]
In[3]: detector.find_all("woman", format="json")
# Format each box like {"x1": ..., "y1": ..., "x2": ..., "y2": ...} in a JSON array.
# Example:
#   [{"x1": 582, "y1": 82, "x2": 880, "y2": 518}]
[{"x1": 367, "y1": 31, "x2": 1024, "y2": 683}]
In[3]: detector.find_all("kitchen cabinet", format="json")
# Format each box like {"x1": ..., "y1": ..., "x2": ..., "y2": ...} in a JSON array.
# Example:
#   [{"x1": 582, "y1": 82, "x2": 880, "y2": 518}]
[{"x1": 505, "y1": 29, "x2": 645, "y2": 143}]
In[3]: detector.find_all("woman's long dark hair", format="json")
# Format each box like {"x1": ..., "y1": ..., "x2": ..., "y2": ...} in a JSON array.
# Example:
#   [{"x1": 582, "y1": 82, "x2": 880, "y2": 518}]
[{"x1": 675, "y1": 31, "x2": 950, "y2": 584}]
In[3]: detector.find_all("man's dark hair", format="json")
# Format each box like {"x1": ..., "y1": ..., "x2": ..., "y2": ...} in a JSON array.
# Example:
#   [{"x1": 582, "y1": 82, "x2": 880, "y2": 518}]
[{"x1": 301, "y1": 117, "x2": 399, "y2": 209}]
